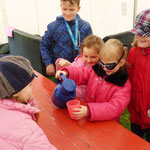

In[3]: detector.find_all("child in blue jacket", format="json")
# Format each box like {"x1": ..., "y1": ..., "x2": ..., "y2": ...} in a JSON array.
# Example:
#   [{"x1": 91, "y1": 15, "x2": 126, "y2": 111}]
[{"x1": 40, "y1": 0, "x2": 92, "y2": 77}]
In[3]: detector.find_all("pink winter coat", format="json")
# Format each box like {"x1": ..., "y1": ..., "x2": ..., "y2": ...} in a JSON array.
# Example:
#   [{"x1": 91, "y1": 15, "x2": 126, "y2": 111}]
[
  {"x1": 0, "y1": 98, "x2": 57, "y2": 150},
  {"x1": 56, "y1": 55, "x2": 87, "y2": 100},
  {"x1": 62, "y1": 64, "x2": 131, "y2": 122}
]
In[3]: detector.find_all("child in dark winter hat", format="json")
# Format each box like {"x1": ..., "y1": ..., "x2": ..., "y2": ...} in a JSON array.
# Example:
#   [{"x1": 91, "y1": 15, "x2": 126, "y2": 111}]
[
  {"x1": 0, "y1": 55, "x2": 36, "y2": 99},
  {"x1": 0, "y1": 55, "x2": 57, "y2": 150},
  {"x1": 127, "y1": 9, "x2": 150, "y2": 142}
]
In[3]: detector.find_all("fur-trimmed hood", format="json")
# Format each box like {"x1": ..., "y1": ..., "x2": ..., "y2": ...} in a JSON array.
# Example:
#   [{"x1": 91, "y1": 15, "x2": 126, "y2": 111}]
[{"x1": 92, "y1": 64, "x2": 128, "y2": 86}]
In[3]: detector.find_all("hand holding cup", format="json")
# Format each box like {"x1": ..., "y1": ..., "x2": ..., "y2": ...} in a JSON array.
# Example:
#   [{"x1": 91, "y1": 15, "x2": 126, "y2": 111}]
[{"x1": 66, "y1": 100, "x2": 80, "y2": 119}]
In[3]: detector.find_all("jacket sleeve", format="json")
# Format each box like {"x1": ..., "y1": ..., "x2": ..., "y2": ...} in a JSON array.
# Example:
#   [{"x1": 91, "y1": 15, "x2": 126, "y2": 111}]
[
  {"x1": 55, "y1": 58, "x2": 63, "y2": 71},
  {"x1": 70, "y1": 55, "x2": 85, "y2": 67},
  {"x1": 24, "y1": 126, "x2": 57, "y2": 150},
  {"x1": 79, "y1": 20, "x2": 93, "y2": 46},
  {"x1": 86, "y1": 23, "x2": 92, "y2": 36},
  {"x1": 127, "y1": 47, "x2": 135, "y2": 82},
  {"x1": 87, "y1": 80, "x2": 131, "y2": 122},
  {"x1": 81, "y1": 21, "x2": 93, "y2": 37},
  {"x1": 62, "y1": 65, "x2": 90, "y2": 85},
  {"x1": 127, "y1": 47, "x2": 133, "y2": 72},
  {"x1": 40, "y1": 23, "x2": 55, "y2": 66},
  {"x1": 56, "y1": 55, "x2": 84, "y2": 71}
]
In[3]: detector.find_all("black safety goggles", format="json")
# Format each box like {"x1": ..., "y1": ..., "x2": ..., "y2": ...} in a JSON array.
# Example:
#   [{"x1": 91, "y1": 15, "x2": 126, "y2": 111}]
[{"x1": 99, "y1": 50, "x2": 125, "y2": 70}]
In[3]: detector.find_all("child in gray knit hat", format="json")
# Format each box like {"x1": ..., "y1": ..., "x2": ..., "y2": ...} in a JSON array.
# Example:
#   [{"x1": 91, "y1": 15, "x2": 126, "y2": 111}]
[{"x1": 0, "y1": 55, "x2": 57, "y2": 150}]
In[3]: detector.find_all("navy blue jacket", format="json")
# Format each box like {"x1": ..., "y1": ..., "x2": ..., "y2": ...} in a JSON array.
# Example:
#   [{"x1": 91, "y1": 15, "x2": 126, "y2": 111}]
[{"x1": 40, "y1": 14, "x2": 92, "y2": 66}]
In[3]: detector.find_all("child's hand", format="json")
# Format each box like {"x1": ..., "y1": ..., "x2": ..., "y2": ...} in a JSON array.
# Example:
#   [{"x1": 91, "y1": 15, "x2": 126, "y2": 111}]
[
  {"x1": 46, "y1": 64, "x2": 55, "y2": 76},
  {"x1": 28, "y1": 98, "x2": 38, "y2": 107},
  {"x1": 55, "y1": 70, "x2": 67, "y2": 80},
  {"x1": 59, "y1": 59, "x2": 71, "y2": 67},
  {"x1": 72, "y1": 105, "x2": 88, "y2": 120},
  {"x1": 148, "y1": 109, "x2": 150, "y2": 117}
]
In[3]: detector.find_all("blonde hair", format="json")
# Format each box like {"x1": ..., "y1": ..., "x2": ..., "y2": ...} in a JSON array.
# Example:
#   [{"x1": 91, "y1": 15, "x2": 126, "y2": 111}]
[
  {"x1": 100, "y1": 39, "x2": 127, "y2": 60},
  {"x1": 80, "y1": 34, "x2": 104, "y2": 54},
  {"x1": 11, "y1": 95, "x2": 27, "y2": 104},
  {"x1": 61, "y1": 0, "x2": 80, "y2": 6},
  {"x1": 100, "y1": 39, "x2": 128, "y2": 69},
  {"x1": 132, "y1": 35, "x2": 138, "y2": 47}
]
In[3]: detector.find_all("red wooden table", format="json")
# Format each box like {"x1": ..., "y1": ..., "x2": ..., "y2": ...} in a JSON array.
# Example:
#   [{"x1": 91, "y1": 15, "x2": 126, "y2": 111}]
[{"x1": 32, "y1": 71, "x2": 150, "y2": 150}]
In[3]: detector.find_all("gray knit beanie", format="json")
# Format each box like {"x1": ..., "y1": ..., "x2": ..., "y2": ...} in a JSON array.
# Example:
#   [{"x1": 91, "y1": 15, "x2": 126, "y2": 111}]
[{"x1": 0, "y1": 55, "x2": 36, "y2": 99}]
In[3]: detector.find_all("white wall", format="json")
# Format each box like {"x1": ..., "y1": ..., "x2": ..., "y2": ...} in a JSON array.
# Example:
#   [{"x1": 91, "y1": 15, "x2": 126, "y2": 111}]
[
  {"x1": 0, "y1": 0, "x2": 148, "y2": 44},
  {"x1": 80, "y1": 0, "x2": 134, "y2": 37},
  {"x1": 4, "y1": 0, "x2": 41, "y2": 34},
  {"x1": 0, "y1": 0, "x2": 8, "y2": 44},
  {"x1": 137, "y1": 0, "x2": 150, "y2": 14}
]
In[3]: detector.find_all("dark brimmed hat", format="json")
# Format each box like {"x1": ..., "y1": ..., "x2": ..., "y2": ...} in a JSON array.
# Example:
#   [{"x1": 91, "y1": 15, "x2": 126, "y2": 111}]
[
  {"x1": 0, "y1": 55, "x2": 37, "y2": 99},
  {"x1": 130, "y1": 9, "x2": 150, "y2": 36}
]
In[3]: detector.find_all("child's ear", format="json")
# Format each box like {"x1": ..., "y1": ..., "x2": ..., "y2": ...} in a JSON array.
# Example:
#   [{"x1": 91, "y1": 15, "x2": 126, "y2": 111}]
[
  {"x1": 77, "y1": 6, "x2": 80, "y2": 12},
  {"x1": 12, "y1": 93, "x2": 18, "y2": 99}
]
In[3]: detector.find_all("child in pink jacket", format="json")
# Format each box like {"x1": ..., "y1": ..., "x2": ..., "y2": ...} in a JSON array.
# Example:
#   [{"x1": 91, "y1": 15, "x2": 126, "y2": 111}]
[
  {"x1": 56, "y1": 39, "x2": 131, "y2": 123},
  {"x1": 55, "y1": 35, "x2": 104, "y2": 100},
  {"x1": 0, "y1": 55, "x2": 57, "y2": 150}
]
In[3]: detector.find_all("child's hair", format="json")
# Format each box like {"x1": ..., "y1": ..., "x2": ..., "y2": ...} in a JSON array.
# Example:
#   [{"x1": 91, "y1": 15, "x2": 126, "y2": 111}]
[
  {"x1": 80, "y1": 34, "x2": 104, "y2": 54},
  {"x1": 100, "y1": 39, "x2": 128, "y2": 68},
  {"x1": 131, "y1": 36, "x2": 138, "y2": 47},
  {"x1": 61, "y1": 0, "x2": 80, "y2": 6}
]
